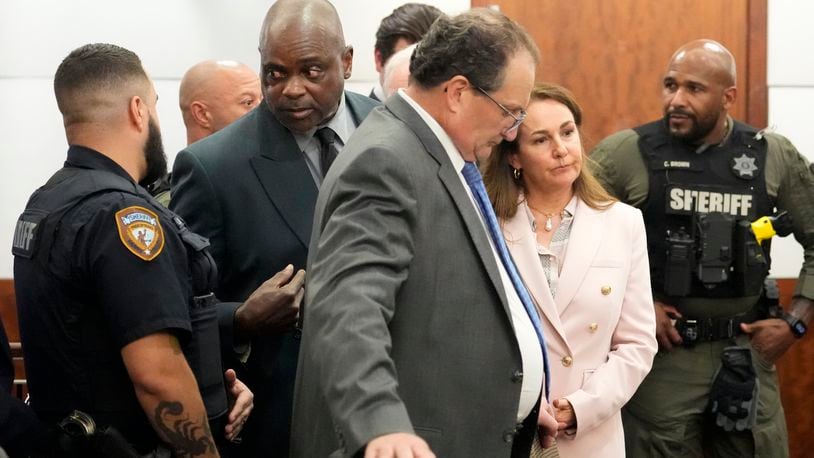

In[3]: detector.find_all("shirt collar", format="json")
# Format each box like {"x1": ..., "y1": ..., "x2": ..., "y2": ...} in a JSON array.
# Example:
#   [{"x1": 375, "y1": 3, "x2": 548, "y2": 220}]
[
  {"x1": 65, "y1": 145, "x2": 136, "y2": 183},
  {"x1": 292, "y1": 93, "x2": 353, "y2": 151},
  {"x1": 397, "y1": 88, "x2": 467, "y2": 173},
  {"x1": 372, "y1": 82, "x2": 386, "y2": 102}
]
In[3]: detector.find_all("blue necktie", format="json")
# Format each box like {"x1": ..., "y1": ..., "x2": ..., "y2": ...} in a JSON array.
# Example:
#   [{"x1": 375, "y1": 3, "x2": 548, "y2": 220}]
[{"x1": 462, "y1": 161, "x2": 551, "y2": 400}]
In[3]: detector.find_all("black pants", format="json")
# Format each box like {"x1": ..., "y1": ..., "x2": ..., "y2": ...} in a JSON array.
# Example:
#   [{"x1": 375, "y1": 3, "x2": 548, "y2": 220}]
[{"x1": 511, "y1": 402, "x2": 539, "y2": 457}]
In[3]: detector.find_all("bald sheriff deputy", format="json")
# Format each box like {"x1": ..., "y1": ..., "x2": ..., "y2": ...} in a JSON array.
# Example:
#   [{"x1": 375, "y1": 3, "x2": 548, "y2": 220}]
[{"x1": 591, "y1": 39, "x2": 814, "y2": 457}]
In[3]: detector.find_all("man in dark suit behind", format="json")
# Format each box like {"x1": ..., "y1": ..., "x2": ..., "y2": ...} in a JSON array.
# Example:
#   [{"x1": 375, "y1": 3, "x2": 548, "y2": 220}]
[
  {"x1": 292, "y1": 8, "x2": 558, "y2": 458},
  {"x1": 170, "y1": 0, "x2": 378, "y2": 455}
]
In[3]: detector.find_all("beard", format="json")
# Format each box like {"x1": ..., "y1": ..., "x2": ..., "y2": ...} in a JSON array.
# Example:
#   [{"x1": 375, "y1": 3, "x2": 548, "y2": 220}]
[
  {"x1": 139, "y1": 117, "x2": 168, "y2": 188},
  {"x1": 663, "y1": 108, "x2": 718, "y2": 145}
]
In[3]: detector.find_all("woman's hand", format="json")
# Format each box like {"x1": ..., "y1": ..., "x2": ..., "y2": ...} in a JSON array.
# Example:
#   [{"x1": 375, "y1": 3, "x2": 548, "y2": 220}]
[{"x1": 552, "y1": 398, "x2": 576, "y2": 431}]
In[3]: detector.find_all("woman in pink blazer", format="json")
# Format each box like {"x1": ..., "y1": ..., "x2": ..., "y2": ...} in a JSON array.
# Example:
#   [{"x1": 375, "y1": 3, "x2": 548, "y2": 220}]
[{"x1": 483, "y1": 84, "x2": 657, "y2": 458}]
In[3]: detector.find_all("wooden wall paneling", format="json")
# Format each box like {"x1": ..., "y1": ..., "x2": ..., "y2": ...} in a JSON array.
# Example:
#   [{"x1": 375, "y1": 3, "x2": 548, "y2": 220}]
[
  {"x1": 776, "y1": 279, "x2": 814, "y2": 458},
  {"x1": 0, "y1": 278, "x2": 27, "y2": 399},
  {"x1": 1, "y1": 278, "x2": 19, "y2": 342},
  {"x1": 471, "y1": 0, "x2": 753, "y2": 151},
  {"x1": 746, "y1": 0, "x2": 768, "y2": 129}
]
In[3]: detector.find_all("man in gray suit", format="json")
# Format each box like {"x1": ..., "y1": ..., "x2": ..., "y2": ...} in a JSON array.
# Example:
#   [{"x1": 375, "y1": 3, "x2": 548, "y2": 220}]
[
  {"x1": 292, "y1": 9, "x2": 557, "y2": 458},
  {"x1": 170, "y1": 0, "x2": 378, "y2": 455}
]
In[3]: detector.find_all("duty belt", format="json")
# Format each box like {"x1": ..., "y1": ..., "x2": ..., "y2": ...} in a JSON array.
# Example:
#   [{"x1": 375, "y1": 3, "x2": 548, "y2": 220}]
[{"x1": 675, "y1": 309, "x2": 760, "y2": 346}]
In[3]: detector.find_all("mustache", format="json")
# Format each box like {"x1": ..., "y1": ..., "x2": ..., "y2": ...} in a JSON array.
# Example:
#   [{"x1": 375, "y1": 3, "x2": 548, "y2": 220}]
[{"x1": 667, "y1": 108, "x2": 695, "y2": 119}]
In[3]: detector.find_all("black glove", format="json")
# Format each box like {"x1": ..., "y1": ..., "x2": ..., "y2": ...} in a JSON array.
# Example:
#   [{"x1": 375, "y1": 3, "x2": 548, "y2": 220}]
[{"x1": 708, "y1": 346, "x2": 759, "y2": 431}]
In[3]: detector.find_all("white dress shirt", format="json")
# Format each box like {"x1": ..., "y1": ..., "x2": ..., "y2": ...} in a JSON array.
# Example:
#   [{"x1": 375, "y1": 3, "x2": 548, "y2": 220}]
[{"x1": 399, "y1": 89, "x2": 544, "y2": 422}]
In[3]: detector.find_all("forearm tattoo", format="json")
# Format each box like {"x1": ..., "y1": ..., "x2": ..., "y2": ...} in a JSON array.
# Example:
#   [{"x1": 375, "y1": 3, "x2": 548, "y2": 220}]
[{"x1": 153, "y1": 401, "x2": 216, "y2": 456}]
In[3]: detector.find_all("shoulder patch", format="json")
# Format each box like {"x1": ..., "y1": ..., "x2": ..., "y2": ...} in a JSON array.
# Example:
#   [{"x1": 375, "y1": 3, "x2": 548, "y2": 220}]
[
  {"x1": 12, "y1": 210, "x2": 46, "y2": 259},
  {"x1": 115, "y1": 206, "x2": 165, "y2": 261}
]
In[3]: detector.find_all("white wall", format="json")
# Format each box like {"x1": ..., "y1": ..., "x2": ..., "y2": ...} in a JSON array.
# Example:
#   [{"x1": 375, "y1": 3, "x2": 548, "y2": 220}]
[
  {"x1": 767, "y1": 0, "x2": 813, "y2": 278},
  {"x1": 0, "y1": 0, "x2": 467, "y2": 278}
]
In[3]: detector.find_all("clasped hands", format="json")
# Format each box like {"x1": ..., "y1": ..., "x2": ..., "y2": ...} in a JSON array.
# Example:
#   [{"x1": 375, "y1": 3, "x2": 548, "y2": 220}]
[{"x1": 538, "y1": 397, "x2": 576, "y2": 447}]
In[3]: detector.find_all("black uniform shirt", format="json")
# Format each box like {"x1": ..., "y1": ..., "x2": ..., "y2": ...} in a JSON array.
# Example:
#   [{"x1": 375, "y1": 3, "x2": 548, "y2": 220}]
[{"x1": 14, "y1": 145, "x2": 193, "y2": 447}]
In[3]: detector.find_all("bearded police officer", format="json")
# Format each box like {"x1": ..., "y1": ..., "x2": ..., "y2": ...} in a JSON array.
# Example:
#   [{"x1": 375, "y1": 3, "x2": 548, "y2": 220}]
[
  {"x1": 591, "y1": 39, "x2": 814, "y2": 457},
  {"x1": 12, "y1": 43, "x2": 255, "y2": 457}
]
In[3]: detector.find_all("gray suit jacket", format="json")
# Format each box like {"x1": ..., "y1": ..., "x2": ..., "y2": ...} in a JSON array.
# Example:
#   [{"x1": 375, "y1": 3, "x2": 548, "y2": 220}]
[
  {"x1": 171, "y1": 92, "x2": 378, "y2": 456},
  {"x1": 291, "y1": 94, "x2": 528, "y2": 457}
]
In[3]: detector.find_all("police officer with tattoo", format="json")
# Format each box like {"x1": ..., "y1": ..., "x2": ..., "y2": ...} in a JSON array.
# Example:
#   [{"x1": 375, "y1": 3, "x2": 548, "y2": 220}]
[
  {"x1": 12, "y1": 43, "x2": 254, "y2": 457},
  {"x1": 591, "y1": 39, "x2": 814, "y2": 457}
]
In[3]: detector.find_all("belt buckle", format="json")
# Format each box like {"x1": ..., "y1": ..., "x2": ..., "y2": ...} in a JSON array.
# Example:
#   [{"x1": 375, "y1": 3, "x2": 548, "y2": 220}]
[
  {"x1": 682, "y1": 319, "x2": 699, "y2": 345},
  {"x1": 192, "y1": 292, "x2": 216, "y2": 308}
]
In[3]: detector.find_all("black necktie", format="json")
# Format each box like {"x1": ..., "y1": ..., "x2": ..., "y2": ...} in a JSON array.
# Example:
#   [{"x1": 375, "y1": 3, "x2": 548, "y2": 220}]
[{"x1": 316, "y1": 127, "x2": 338, "y2": 176}]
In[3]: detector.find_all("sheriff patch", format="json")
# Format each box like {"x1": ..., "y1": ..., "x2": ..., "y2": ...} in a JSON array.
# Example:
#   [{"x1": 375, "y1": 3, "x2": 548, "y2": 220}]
[{"x1": 115, "y1": 206, "x2": 164, "y2": 261}]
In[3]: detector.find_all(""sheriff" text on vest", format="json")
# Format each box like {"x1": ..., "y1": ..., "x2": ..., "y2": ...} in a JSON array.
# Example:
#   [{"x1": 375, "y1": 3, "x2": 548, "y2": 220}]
[{"x1": 669, "y1": 188, "x2": 753, "y2": 216}]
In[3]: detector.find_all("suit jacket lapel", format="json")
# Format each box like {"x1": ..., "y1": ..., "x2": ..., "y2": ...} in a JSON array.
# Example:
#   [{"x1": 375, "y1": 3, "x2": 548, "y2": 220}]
[
  {"x1": 249, "y1": 104, "x2": 318, "y2": 248},
  {"x1": 346, "y1": 92, "x2": 377, "y2": 124},
  {"x1": 555, "y1": 199, "x2": 605, "y2": 313},
  {"x1": 503, "y1": 201, "x2": 569, "y2": 345},
  {"x1": 385, "y1": 95, "x2": 511, "y2": 320}
]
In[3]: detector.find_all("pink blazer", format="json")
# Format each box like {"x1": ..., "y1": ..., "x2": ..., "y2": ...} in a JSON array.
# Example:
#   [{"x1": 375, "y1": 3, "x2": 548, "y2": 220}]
[{"x1": 503, "y1": 197, "x2": 657, "y2": 458}]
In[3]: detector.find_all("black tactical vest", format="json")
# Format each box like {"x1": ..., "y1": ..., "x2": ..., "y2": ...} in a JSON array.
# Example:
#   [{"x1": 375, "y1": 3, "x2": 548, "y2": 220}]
[
  {"x1": 635, "y1": 119, "x2": 774, "y2": 299},
  {"x1": 12, "y1": 166, "x2": 227, "y2": 447}
]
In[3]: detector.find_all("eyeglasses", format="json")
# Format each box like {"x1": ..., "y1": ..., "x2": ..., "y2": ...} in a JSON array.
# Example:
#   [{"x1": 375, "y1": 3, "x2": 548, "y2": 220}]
[{"x1": 474, "y1": 86, "x2": 527, "y2": 133}]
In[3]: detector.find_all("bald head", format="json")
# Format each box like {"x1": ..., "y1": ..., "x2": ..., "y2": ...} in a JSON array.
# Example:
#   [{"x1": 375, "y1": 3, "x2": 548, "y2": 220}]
[
  {"x1": 257, "y1": 0, "x2": 353, "y2": 134},
  {"x1": 382, "y1": 43, "x2": 416, "y2": 98},
  {"x1": 259, "y1": 0, "x2": 345, "y2": 53},
  {"x1": 668, "y1": 39, "x2": 736, "y2": 87},
  {"x1": 661, "y1": 39, "x2": 738, "y2": 145},
  {"x1": 179, "y1": 60, "x2": 261, "y2": 144}
]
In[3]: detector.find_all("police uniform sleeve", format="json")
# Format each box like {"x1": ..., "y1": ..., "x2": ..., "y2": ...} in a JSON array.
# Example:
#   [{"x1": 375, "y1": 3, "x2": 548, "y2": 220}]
[
  {"x1": 73, "y1": 194, "x2": 192, "y2": 349},
  {"x1": 765, "y1": 134, "x2": 814, "y2": 300},
  {"x1": 589, "y1": 129, "x2": 650, "y2": 207}
]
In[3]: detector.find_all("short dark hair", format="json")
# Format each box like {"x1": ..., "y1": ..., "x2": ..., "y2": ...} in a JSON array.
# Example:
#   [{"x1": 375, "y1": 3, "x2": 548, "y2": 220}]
[
  {"x1": 409, "y1": 8, "x2": 539, "y2": 92},
  {"x1": 54, "y1": 43, "x2": 148, "y2": 119},
  {"x1": 375, "y1": 3, "x2": 443, "y2": 65}
]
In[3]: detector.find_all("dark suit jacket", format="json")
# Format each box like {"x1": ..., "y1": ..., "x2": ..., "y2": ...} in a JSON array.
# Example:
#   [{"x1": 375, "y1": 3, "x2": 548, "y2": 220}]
[
  {"x1": 291, "y1": 94, "x2": 528, "y2": 457},
  {"x1": 170, "y1": 92, "x2": 378, "y2": 457}
]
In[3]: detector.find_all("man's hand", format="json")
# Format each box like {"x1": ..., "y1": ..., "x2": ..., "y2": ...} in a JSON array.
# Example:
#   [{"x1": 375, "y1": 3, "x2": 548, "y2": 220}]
[
  {"x1": 741, "y1": 319, "x2": 796, "y2": 364},
  {"x1": 654, "y1": 301, "x2": 683, "y2": 351},
  {"x1": 537, "y1": 401, "x2": 559, "y2": 447},
  {"x1": 364, "y1": 433, "x2": 435, "y2": 458},
  {"x1": 223, "y1": 369, "x2": 253, "y2": 442},
  {"x1": 552, "y1": 398, "x2": 575, "y2": 432},
  {"x1": 235, "y1": 264, "x2": 305, "y2": 335}
]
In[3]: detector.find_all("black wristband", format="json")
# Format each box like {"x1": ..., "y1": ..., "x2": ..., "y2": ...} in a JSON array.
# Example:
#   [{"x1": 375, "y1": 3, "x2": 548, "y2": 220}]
[{"x1": 781, "y1": 312, "x2": 807, "y2": 338}]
